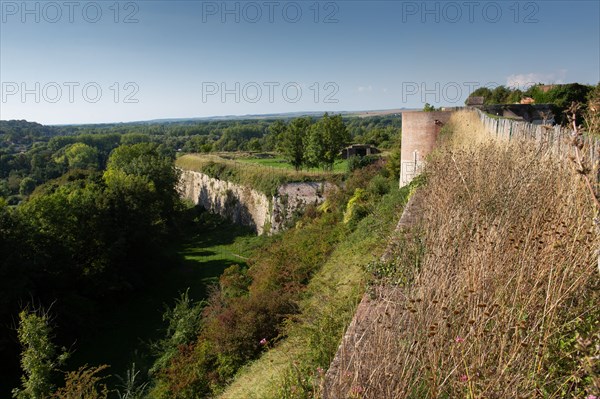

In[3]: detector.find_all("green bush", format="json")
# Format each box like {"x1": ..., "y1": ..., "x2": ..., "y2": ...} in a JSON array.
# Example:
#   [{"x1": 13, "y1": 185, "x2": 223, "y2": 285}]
[
  {"x1": 347, "y1": 155, "x2": 379, "y2": 172},
  {"x1": 149, "y1": 212, "x2": 343, "y2": 397},
  {"x1": 367, "y1": 174, "x2": 390, "y2": 197}
]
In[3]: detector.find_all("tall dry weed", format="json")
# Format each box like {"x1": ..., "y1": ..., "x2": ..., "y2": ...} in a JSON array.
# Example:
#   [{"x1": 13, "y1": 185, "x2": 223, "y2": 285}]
[{"x1": 327, "y1": 117, "x2": 599, "y2": 398}]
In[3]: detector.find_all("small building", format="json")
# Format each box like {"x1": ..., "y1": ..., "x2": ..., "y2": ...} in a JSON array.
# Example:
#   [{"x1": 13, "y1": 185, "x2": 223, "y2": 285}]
[
  {"x1": 481, "y1": 104, "x2": 555, "y2": 125},
  {"x1": 520, "y1": 97, "x2": 535, "y2": 104},
  {"x1": 466, "y1": 96, "x2": 485, "y2": 107},
  {"x1": 539, "y1": 84, "x2": 556, "y2": 93},
  {"x1": 341, "y1": 144, "x2": 381, "y2": 159}
]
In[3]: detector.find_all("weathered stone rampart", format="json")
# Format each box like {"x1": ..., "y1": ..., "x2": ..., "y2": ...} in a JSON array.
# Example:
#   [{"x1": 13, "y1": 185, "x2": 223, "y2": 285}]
[{"x1": 178, "y1": 169, "x2": 333, "y2": 235}]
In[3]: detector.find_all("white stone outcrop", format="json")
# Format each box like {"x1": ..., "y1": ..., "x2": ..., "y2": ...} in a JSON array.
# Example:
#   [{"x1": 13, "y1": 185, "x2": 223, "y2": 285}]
[{"x1": 178, "y1": 169, "x2": 333, "y2": 235}]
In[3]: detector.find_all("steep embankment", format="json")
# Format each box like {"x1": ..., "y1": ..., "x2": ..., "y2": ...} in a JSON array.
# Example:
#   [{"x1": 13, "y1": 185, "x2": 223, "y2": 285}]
[
  {"x1": 217, "y1": 177, "x2": 414, "y2": 398},
  {"x1": 325, "y1": 110, "x2": 600, "y2": 398},
  {"x1": 69, "y1": 214, "x2": 261, "y2": 389},
  {"x1": 177, "y1": 155, "x2": 334, "y2": 234},
  {"x1": 179, "y1": 169, "x2": 273, "y2": 234}
]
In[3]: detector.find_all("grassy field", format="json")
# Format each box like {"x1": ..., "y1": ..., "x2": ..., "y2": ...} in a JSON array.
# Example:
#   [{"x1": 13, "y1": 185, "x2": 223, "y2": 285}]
[
  {"x1": 236, "y1": 156, "x2": 349, "y2": 173},
  {"x1": 177, "y1": 153, "x2": 346, "y2": 176},
  {"x1": 69, "y1": 212, "x2": 264, "y2": 387},
  {"x1": 176, "y1": 153, "x2": 345, "y2": 196}
]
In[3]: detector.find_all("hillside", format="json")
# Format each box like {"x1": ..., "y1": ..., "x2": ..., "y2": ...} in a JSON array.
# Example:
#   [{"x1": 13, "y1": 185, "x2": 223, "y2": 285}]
[
  {"x1": 5, "y1": 111, "x2": 598, "y2": 398},
  {"x1": 214, "y1": 110, "x2": 599, "y2": 398},
  {"x1": 325, "y1": 110, "x2": 600, "y2": 398}
]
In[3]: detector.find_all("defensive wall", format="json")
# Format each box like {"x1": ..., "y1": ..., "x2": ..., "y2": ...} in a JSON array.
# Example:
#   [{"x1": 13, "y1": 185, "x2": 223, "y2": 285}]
[
  {"x1": 178, "y1": 169, "x2": 333, "y2": 235},
  {"x1": 399, "y1": 110, "x2": 456, "y2": 187}
]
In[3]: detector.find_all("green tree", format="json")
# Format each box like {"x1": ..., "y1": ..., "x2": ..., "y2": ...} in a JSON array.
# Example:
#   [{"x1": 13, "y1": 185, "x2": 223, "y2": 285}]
[
  {"x1": 12, "y1": 308, "x2": 68, "y2": 399},
  {"x1": 246, "y1": 137, "x2": 262, "y2": 152},
  {"x1": 488, "y1": 86, "x2": 512, "y2": 104},
  {"x1": 268, "y1": 120, "x2": 287, "y2": 152},
  {"x1": 106, "y1": 143, "x2": 180, "y2": 220},
  {"x1": 507, "y1": 89, "x2": 524, "y2": 104},
  {"x1": 423, "y1": 103, "x2": 437, "y2": 112},
  {"x1": 279, "y1": 118, "x2": 311, "y2": 171},
  {"x1": 64, "y1": 143, "x2": 99, "y2": 170},
  {"x1": 305, "y1": 113, "x2": 349, "y2": 170},
  {"x1": 19, "y1": 177, "x2": 36, "y2": 196},
  {"x1": 465, "y1": 87, "x2": 492, "y2": 105},
  {"x1": 304, "y1": 123, "x2": 325, "y2": 169}
]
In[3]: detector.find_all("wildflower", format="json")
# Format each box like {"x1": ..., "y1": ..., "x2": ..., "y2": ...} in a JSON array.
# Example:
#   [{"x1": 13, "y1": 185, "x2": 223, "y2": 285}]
[
  {"x1": 350, "y1": 385, "x2": 364, "y2": 394},
  {"x1": 455, "y1": 336, "x2": 465, "y2": 343},
  {"x1": 459, "y1": 374, "x2": 468, "y2": 382},
  {"x1": 259, "y1": 338, "x2": 267, "y2": 346},
  {"x1": 317, "y1": 367, "x2": 325, "y2": 375},
  {"x1": 586, "y1": 396, "x2": 597, "y2": 399}
]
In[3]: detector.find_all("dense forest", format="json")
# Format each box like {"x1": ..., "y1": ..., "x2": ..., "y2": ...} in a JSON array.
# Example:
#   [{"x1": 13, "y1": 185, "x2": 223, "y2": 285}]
[
  {"x1": 0, "y1": 113, "x2": 401, "y2": 398},
  {"x1": 0, "y1": 115, "x2": 401, "y2": 204}
]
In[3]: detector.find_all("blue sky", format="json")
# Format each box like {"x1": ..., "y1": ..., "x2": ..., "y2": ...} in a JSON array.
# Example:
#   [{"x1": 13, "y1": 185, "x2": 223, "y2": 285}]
[{"x1": 1, "y1": 0, "x2": 599, "y2": 124}]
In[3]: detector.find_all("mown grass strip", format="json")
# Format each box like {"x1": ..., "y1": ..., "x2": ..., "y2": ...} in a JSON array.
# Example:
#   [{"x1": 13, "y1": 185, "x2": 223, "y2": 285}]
[{"x1": 176, "y1": 154, "x2": 343, "y2": 196}]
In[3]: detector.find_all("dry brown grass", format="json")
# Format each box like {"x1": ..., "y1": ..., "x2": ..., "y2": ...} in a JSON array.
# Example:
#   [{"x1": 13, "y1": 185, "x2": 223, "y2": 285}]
[
  {"x1": 326, "y1": 115, "x2": 600, "y2": 398},
  {"x1": 440, "y1": 110, "x2": 491, "y2": 148}
]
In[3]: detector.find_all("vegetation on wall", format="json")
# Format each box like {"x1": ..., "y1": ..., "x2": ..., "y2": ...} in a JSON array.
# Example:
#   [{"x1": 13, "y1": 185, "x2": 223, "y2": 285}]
[
  {"x1": 465, "y1": 82, "x2": 599, "y2": 126},
  {"x1": 176, "y1": 154, "x2": 343, "y2": 197},
  {"x1": 214, "y1": 160, "x2": 413, "y2": 399},
  {"x1": 338, "y1": 110, "x2": 600, "y2": 398}
]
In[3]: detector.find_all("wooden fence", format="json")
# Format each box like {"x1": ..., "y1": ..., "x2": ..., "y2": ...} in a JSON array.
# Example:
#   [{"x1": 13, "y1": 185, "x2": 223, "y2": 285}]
[{"x1": 474, "y1": 108, "x2": 600, "y2": 167}]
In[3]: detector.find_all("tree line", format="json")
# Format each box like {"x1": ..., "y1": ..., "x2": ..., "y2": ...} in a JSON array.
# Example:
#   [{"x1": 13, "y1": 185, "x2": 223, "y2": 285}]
[
  {"x1": 1, "y1": 114, "x2": 401, "y2": 204},
  {"x1": 0, "y1": 142, "x2": 182, "y2": 395},
  {"x1": 273, "y1": 113, "x2": 350, "y2": 171},
  {"x1": 466, "y1": 82, "x2": 600, "y2": 126}
]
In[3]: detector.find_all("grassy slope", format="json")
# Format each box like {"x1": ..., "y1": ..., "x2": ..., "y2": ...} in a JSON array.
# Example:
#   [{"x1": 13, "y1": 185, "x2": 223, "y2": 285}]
[
  {"x1": 325, "y1": 110, "x2": 600, "y2": 398},
  {"x1": 237, "y1": 157, "x2": 349, "y2": 173},
  {"x1": 218, "y1": 182, "x2": 413, "y2": 398},
  {"x1": 176, "y1": 154, "x2": 342, "y2": 180},
  {"x1": 69, "y1": 214, "x2": 264, "y2": 385}
]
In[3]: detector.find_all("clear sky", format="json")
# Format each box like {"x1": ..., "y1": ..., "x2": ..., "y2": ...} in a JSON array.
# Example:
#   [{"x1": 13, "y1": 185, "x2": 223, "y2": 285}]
[{"x1": 1, "y1": 0, "x2": 599, "y2": 124}]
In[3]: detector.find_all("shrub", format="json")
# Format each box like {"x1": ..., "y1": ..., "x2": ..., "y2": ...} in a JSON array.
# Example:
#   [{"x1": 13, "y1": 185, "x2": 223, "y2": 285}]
[
  {"x1": 347, "y1": 155, "x2": 379, "y2": 172},
  {"x1": 150, "y1": 211, "x2": 343, "y2": 396},
  {"x1": 150, "y1": 290, "x2": 203, "y2": 376},
  {"x1": 51, "y1": 365, "x2": 109, "y2": 399},
  {"x1": 12, "y1": 308, "x2": 69, "y2": 399},
  {"x1": 327, "y1": 117, "x2": 600, "y2": 398},
  {"x1": 366, "y1": 174, "x2": 390, "y2": 197}
]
